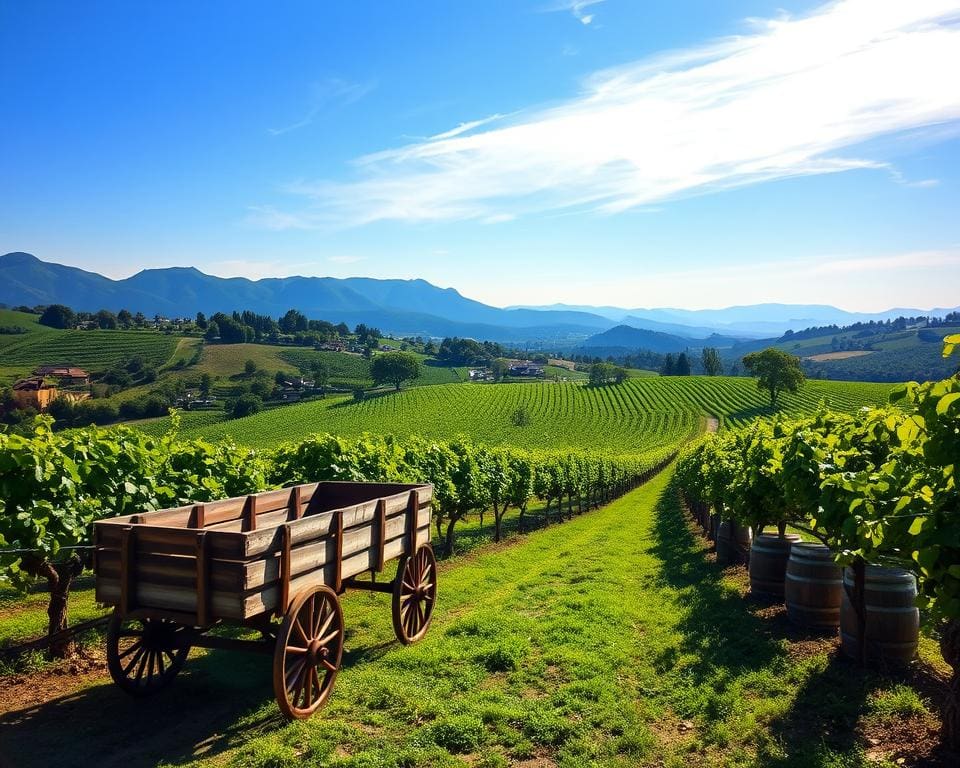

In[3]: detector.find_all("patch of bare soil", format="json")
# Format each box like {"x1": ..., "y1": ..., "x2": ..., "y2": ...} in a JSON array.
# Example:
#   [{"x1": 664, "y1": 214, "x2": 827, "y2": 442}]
[
  {"x1": 859, "y1": 714, "x2": 948, "y2": 767},
  {"x1": 805, "y1": 351, "x2": 874, "y2": 362},
  {"x1": 0, "y1": 645, "x2": 107, "y2": 715}
]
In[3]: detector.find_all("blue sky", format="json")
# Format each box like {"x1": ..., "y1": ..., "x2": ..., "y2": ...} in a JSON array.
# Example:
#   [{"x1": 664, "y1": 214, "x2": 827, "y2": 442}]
[{"x1": 2, "y1": 0, "x2": 959, "y2": 311}]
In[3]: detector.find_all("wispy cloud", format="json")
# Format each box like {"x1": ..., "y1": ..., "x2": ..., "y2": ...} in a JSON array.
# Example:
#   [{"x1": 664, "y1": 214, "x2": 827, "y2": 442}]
[
  {"x1": 258, "y1": 1, "x2": 960, "y2": 228},
  {"x1": 545, "y1": 0, "x2": 605, "y2": 26},
  {"x1": 428, "y1": 114, "x2": 506, "y2": 141},
  {"x1": 269, "y1": 77, "x2": 376, "y2": 136}
]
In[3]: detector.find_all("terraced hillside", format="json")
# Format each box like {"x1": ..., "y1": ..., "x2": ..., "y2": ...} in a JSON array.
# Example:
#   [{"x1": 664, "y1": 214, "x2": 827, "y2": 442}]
[
  {"x1": 139, "y1": 376, "x2": 894, "y2": 451},
  {"x1": 0, "y1": 309, "x2": 183, "y2": 386}
]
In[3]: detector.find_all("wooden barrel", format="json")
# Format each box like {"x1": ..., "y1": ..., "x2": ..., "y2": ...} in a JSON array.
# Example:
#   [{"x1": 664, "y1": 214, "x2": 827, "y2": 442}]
[
  {"x1": 784, "y1": 542, "x2": 842, "y2": 629},
  {"x1": 840, "y1": 566, "x2": 919, "y2": 664},
  {"x1": 748, "y1": 533, "x2": 802, "y2": 598}
]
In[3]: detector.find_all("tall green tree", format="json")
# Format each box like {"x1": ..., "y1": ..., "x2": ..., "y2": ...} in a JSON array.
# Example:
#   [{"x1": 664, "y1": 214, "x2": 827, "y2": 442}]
[
  {"x1": 702, "y1": 347, "x2": 723, "y2": 376},
  {"x1": 676, "y1": 352, "x2": 691, "y2": 376},
  {"x1": 742, "y1": 348, "x2": 805, "y2": 407},
  {"x1": 39, "y1": 304, "x2": 75, "y2": 329},
  {"x1": 371, "y1": 351, "x2": 421, "y2": 391}
]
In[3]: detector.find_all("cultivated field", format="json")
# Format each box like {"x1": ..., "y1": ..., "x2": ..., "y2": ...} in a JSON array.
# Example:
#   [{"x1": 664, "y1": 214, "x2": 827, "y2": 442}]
[
  {"x1": 136, "y1": 376, "x2": 894, "y2": 451},
  {"x1": 1, "y1": 470, "x2": 947, "y2": 767}
]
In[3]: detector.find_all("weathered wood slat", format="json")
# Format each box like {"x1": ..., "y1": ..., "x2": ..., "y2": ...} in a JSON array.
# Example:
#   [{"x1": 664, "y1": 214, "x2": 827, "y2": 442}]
[
  {"x1": 98, "y1": 525, "x2": 430, "y2": 619},
  {"x1": 97, "y1": 506, "x2": 432, "y2": 592}
]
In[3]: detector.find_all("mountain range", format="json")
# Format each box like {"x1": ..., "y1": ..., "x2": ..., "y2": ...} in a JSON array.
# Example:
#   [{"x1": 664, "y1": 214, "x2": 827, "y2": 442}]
[{"x1": 1, "y1": 253, "x2": 956, "y2": 349}]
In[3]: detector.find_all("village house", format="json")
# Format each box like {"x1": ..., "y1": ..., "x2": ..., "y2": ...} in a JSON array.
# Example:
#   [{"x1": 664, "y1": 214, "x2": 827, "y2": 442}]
[
  {"x1": 508, "y1": 362, "x2": 545, "y2": 377},
  {"x1": 11, "y1": 377, "x2": 90, "y2": 411},
  {"x1": 33, "y1": 365, "x2": 90, "y2": 386}
]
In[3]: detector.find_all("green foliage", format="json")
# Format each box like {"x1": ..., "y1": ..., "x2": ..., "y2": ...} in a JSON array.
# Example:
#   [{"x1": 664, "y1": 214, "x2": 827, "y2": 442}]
[
  {"x1": 588, "y1": 362, "x2": 627, "y2": 386},
  {"x1": 138, "y1": 376, "x2": 894, "y2": 451},
  {"x1": 0, "y1": 416, "x2": 268, "y2": 588},
  {"x1": 743, "y1": 347, "x2": 806, "y2": 406},
  {"x1": 677, "y1": 370, "x2": 960, "y2": 622},
  {"x1": 370, "y1": 351, "x2": 421, "y2": 391}
]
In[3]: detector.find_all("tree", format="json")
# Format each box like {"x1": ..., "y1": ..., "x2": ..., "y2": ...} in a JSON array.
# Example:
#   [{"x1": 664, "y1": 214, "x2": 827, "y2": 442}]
[
  {"x1": 702, "y1": 347, "x2": 723, "y2": 376},
  {"x1": 95, "y1": 309, "x2": 118, "y2": 329},
  {"x1": 244, "y1": 359, "x2": 257, "y2": 375},
  {"x1": 39, "y1": 304, "x2": 75, "y2": 329},
  {"x1": 228, "y1": 393, "x2": 262, "y2": 418},
  {"x1": 491, "y1": 359, "x2": 509, "y2": 382},
  {"x1": 742, "y1": 348, "x2": 805, "y2": 407},
  {"x1": 675, "y1": 353, "x2": 691, "y2": 376},
  {"x1": 371, "y1": 352, "x2": 421, "y2": 391},
  {"x1": 661, "y1": 354, "x2": 676, "y2": 376},
  {"x1": 199, "y1": 373, "x2": 213, "y2": 397},
  {"x1": 204, "y1": 320, "x2": 220, "y2": 341},
  {"x1": 279, "y1": 309, "x2": 308, "y2": 334},
  {"x1": 311, "y1": 360, "x2": 330, "y2": 397},
  {"x1": 195, "y1": 311, "x2": 207, "y2": 330},
  {"x1": 117, "y1": 309, "x2": 133, "y2": 328}
]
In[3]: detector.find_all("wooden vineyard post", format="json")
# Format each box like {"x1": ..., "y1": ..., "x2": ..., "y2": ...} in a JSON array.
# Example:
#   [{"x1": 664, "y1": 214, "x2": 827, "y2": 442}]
[{"x1": 191, "y1": 503, "x2": 206, "y2": 528}]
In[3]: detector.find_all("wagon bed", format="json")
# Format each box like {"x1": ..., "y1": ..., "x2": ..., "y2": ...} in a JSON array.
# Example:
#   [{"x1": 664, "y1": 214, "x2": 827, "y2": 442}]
[{"x1": 92, "y1": 481, "x2": 437, "y2": 718}]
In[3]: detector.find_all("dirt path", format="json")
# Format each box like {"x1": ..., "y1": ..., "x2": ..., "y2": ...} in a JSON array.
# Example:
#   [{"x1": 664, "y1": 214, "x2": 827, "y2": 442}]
[{"x1": 706, "y1": 415, "x2": 719, "y2": 433}]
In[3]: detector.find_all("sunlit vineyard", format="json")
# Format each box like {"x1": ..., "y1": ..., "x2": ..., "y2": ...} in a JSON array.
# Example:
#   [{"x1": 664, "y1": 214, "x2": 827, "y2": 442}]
[
  {"x1": 0, "y1": 329, "x2": 180, "y2": 371},
  {"x1": 137, "y1": 376, "x2": 895, "y2": 451}
]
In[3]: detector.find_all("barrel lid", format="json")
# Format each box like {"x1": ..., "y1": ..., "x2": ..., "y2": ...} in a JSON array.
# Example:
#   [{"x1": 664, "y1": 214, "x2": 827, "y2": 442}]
[
  {"x1": 790, "y1": 541, "x2": 833, "y2": 558},
  {"x1": 843, "y1": 565, "x2": 917, "y2": 585},
  {"x1": 753, "y1": 533, "x2": 802, "y2": 549}
]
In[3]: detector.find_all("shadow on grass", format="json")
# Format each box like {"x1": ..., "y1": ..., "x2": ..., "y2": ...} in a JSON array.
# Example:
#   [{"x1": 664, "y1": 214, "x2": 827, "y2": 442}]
[
  {"x1": 650, "y1": 477, "x2": 954, "y2": 767},
  {"x1": 0, "y1": 647, "x2": 279, "y2": 768},
  {"x1": 649, "y1": 478, "x2": 783, "y2": 677}
]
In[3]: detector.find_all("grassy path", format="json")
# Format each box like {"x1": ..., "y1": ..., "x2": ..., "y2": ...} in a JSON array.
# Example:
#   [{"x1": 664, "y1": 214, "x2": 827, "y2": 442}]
[{"x1": 0, "y1": 469, "x2": 944, "y2": 768}]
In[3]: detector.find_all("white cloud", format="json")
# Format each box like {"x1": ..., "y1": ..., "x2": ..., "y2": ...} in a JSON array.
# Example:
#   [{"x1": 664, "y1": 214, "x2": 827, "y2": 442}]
[
  {"x1": 258, "y1": 0, "x2": 960, "y2": 229},
  {"x1": 428, "y1": 114, "x2": 506, "y2": 141},
  {"x1": 544, "y1": 0, "x2": 605, "y2": 25},
  {"x1": 268, "y1": 77, "x2": 376, "y2": 136}
]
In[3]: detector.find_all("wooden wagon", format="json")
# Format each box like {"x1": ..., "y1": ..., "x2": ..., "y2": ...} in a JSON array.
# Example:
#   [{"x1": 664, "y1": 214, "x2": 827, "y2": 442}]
[{"x1": 93, "y1": 481, "x2": 436, "y2": 719}]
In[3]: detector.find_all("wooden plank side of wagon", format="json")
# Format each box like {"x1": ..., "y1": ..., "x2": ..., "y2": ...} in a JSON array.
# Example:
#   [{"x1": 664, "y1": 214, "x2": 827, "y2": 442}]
[{"x1": 241, "y1": 525, "x2": 432, "y2": 617}]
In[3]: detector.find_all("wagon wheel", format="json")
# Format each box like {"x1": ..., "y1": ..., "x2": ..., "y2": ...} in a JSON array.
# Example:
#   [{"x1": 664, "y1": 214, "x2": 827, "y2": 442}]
[
  {"x1": 106, "y1": 609, "x2": 191, "y2": 696},
  {"x1": 392, "y1": 544, "x2": 437, "y2": 644},
  {"x1": 273, "y1": 585, "x2": 344, "y2": 720}
]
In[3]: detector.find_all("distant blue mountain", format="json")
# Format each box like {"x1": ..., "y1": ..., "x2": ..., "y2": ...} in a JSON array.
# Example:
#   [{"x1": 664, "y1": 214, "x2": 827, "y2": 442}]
[{"x1": 0, "y1": 252, "x2": 615, "y2": 343}]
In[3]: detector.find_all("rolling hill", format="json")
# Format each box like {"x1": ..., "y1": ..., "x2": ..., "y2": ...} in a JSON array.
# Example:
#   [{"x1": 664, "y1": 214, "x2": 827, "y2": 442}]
[{"x1": 0, "y1": 253, "x2": 613, "y2": 343}]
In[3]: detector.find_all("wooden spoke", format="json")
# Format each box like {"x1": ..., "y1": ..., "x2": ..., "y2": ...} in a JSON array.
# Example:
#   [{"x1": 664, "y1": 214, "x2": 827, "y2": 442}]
[
  {"x1": 107, "y1": 609, "x2": 190, "y2": 698},
  {"x1": 392, "y1": 545, "x2": 438, "y2": 645},
  {"x1": 273, "y1": 585, "x2": 343, "y2": 720}
]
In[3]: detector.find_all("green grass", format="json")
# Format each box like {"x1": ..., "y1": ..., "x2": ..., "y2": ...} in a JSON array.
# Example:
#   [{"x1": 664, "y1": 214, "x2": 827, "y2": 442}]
[
  {"x1": 0, "y1": 574, "x2": 108, "y2": 649},
  {"x1": 0, "y1": 468, "x2": 941, "y2": 767},
  {"x1": 134, "y1": 376, "x2": 893, "y2": 451}
]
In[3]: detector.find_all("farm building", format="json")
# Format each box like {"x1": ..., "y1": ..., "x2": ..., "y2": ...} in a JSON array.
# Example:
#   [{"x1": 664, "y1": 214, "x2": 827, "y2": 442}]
[
  {"x1": 33, "y1": 365, "x2": 90, "y2": 385},
  {"x1": 11, "y1": 377, "x2": 90, "y2": 411},
  {"x1": 11, "y1": 377, "x2": 59, "y2": 411},
  {"x1": 508, "y1": 362, "x2": 545, "y2": 377}
]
